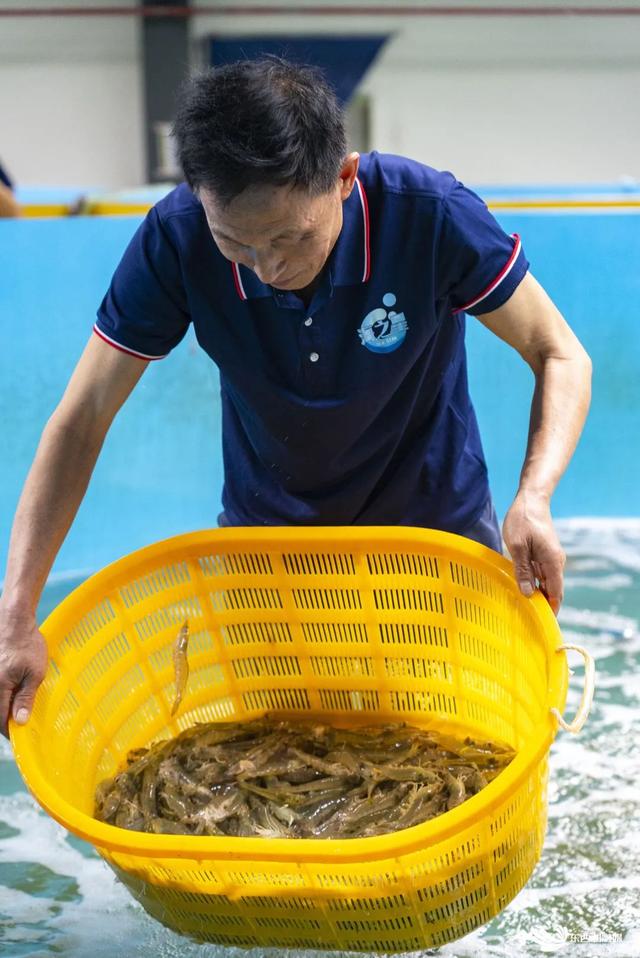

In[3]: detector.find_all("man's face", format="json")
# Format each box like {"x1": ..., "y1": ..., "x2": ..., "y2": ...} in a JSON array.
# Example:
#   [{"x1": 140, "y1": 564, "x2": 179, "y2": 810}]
[{"x1": 199, "y1": 153, "x2": 359, "y2": 291}]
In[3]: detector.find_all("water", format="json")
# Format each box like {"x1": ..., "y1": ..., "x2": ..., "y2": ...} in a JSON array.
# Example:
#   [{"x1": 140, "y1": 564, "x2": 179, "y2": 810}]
[{"x1": 1, "y1": 520, "x2": 639, "y2": 958}]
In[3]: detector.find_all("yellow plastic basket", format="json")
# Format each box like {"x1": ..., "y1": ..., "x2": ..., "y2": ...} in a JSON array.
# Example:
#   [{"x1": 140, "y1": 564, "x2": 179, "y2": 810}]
[{"x1": 11, "y1": 527, "x2": 594, "y2": 952}]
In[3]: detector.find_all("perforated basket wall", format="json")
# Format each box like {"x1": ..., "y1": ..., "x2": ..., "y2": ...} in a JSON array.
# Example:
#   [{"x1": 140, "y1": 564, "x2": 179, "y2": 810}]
[{"x1": 12, "y1": 527, "x2": 567, "y2": 952}]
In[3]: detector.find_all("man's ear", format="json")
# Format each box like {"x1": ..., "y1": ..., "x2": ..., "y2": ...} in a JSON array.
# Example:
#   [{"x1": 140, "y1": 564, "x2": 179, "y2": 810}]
[{"x1": 339, "y1": 152, "x2": 360, "y2": 199}]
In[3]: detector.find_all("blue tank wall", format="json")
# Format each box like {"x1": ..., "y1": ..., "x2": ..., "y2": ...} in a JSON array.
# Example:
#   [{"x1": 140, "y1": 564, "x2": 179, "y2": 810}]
[{"x1": 1, "y1": 209, "x2": 638, "y2": 582}]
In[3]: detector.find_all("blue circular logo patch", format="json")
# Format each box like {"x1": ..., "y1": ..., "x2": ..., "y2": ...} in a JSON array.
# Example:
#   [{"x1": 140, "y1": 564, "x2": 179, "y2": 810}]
[{"x1": 358, "y1": 292, "x2": 408, "y2": 354}]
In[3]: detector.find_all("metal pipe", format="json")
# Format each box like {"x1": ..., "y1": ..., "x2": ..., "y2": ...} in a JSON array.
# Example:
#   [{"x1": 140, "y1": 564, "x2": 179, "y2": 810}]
[{"x1": 1, "y1": 5, "x2": 640, "y2": 18}]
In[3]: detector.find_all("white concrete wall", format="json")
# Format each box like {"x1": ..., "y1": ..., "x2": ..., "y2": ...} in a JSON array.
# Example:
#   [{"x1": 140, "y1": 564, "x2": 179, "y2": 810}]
[
  {"x1": 0, "y1": 0, "x2": 145, "y2": 189},
  {"x1": 192, "y1": 0, "x2": 640, "y2": 186},
  {"x1": 1, "y1": 0, "x2": 639, "y2": 188}
]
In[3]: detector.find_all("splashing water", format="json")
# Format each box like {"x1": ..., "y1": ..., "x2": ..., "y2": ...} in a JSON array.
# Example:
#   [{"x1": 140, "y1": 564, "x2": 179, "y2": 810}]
[{"x1": 1, "y1": 520, "x2": 639, "y2": 958}]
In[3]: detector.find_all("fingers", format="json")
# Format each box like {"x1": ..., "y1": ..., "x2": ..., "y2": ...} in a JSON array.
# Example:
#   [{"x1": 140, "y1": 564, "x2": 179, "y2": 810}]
[
  {"x1": 11, "y1": 674, "x2": 40, "y2": 727},
  {"x1": 507, "y1": 541, "x2": 565, "y2": 614},
  {"x1": 508, "y1": 541, "x2": 536, "y2": 597},
  {"x1": 0, "y1": 674, "x2": 39, "y2": 739},
  {"x1": 0, "y1": 685, "x2": 12, "y2": 739},
  {"x1": 535, "y1": 557, "x2": 565, "y2": 615}
]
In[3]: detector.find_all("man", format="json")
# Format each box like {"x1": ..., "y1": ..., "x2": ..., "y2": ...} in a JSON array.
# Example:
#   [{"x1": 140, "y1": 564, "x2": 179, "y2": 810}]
[
  {"x1": 0, "y1": 159, "x2": 19, "y2": 218},
  {"x1": 0, "y1": 59, "x2": 591, "y2": 737}
]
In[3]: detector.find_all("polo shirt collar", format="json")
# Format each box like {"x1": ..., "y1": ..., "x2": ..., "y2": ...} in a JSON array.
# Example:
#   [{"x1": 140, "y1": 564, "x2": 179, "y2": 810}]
[{"x1": 230, "y1": 176, "x2": 371, "y2": 302}]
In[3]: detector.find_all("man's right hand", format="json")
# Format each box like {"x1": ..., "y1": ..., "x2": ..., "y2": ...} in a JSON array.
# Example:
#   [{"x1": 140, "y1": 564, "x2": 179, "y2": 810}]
[
  {"x1": 0, "y1": 333, "x2": 150, "y2": 741},
  {"x1": 0, "y1": 608, "x2": 49, "y2": 738}
]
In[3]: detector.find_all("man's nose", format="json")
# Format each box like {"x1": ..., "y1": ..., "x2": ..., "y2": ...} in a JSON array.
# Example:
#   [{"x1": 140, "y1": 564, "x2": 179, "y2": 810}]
[{"x1": 253, "y1": 251, "x2": 287, "y2": 285}]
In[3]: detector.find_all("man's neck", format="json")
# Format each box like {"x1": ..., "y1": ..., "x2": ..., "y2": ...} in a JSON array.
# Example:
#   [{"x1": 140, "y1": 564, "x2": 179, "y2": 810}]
[{"x1": 294, "y1": 274, "x2": 322, "y2": 309}]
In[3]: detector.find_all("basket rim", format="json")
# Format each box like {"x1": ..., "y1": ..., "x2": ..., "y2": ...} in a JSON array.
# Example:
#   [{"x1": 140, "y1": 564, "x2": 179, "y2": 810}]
[{"x1": 11, "y1": 525, "x2": 568, "y2": 863}]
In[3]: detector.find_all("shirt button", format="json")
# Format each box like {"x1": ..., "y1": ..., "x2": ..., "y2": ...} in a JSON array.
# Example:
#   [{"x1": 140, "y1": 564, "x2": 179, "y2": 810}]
[
  {"x1": 309, "y1": 352, "x2": 319, "y2": 363},
  {"x1": 304, "y1": 317, "x2": 313, "y2": 326}
]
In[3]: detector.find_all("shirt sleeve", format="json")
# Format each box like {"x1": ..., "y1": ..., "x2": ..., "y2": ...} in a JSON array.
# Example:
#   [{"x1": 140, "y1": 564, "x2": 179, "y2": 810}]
[
  {"x1": 436, "y1": 178, "x2": 529, "y2": 316},
  {"x1": 94, "y1": 207, "x2": 190, "y2": 360}
]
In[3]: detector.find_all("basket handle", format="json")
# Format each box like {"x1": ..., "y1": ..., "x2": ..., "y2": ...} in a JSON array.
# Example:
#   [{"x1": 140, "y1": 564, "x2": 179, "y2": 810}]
[{"x1": 550, "y1": 644, "x2": 595, "y2": 734}]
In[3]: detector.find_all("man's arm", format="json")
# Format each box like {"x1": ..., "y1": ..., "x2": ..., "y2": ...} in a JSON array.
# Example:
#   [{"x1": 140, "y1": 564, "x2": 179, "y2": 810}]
[
  {"x1": 476, "y1": 271, "x2": 592, "y2": 613},
  {"x1": 0, "y1": 335, "x2": 148, "y2": 735},
  {"x1": 0, "y1": 182, "x2": 20, "y2": 218}
]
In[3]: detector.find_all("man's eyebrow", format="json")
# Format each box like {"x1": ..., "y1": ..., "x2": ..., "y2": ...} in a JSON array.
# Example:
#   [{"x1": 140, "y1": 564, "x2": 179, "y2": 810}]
[
  {"x1": 212, "y1": 228, "x2": 247, "y2": 245},
  {"x1": 212, "y1": 226, "x2": 306, "y2": 244}
]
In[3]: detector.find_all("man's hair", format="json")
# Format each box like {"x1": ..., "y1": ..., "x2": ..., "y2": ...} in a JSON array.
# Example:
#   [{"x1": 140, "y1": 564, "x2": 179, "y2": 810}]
[{"x1": 172, "y1": 57, "x2": 347, "y2": 205}]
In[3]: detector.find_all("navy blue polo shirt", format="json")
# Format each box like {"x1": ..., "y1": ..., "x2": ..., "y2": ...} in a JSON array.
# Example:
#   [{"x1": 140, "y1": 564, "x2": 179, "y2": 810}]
[{"x1": 95, "y1": 152, "x2": 529, "y2": 530}]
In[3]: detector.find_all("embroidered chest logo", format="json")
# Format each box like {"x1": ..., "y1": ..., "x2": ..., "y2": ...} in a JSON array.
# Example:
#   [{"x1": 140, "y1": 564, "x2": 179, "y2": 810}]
[{"x1": 357, "y1": 292, "x2": 408, "y2": 354}]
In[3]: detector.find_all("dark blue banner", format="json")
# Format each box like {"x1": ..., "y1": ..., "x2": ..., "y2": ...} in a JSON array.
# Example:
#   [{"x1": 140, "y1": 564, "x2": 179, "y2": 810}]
[{"x1": 208, "y1": 36, "x2": 388, "y2": 104}]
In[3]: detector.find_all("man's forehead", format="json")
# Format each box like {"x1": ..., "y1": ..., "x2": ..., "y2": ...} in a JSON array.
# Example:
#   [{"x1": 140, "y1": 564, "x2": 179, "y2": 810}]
[{"x1": 200, "y1": 184, "x2": 324, "y2": 238}]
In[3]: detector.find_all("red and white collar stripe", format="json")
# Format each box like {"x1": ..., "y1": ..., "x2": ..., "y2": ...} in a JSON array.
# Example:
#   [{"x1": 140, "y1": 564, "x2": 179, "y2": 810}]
[
  {"x1": 231, "y1": 260, "x2": 248, "y2": 301},
  {"x1": 231, "y1": 175, "x2": 371, "y2": 299},
  {"x1": 354, "y1": 175, "x2": 371, "y2": 283},
  {"x1": 455, "y1": 234, "x2": 522, "y2": 314}
]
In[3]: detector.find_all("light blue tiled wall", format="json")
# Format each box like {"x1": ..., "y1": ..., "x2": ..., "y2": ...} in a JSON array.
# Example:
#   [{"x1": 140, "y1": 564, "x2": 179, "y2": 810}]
[{"x1": 1, "y1": 208, "x2": 637, "y2": 581}]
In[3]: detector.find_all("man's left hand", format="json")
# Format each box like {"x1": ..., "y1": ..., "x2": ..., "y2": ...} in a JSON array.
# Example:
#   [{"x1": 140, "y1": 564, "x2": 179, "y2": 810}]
[{"x1": 502, "y1": 491, "x2": 566, "y2": 615}]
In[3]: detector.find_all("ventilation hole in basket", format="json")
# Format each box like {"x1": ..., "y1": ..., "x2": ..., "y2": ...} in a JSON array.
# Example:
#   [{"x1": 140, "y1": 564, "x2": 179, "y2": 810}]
[
  {"x1": 316, "y1": 872, "x2": 399, "y2": 891},
  {"x1": 210, "y1": 588, "x2": 283, "y2": 612},
  {"x1": 134, "y1": 598, "x2": 202, "y2": 643},
  {"x1": 347, "y1": 939, "x2": 419, "y2": 953},
  {"x1": 53, "y1": 688, "x2": 81, "y2": 735},
  {"x1": 220, "y1": 621, "x2": 292, "y2": 646},
  {"x1": 242, "y1": 688, "x2": 310, "y2": 712},
  {"x1": 168, "y1": 867, "x2": 223, "y2": 886},
  {"x1": 449, "y1": 561, "x2": 498, "y2": 598},
  {"x1": 415, "y1": 862, "x2": 483, "y2": 900},
  {"x1": 429, "y1": 910, "x2": 490, "y2": 942},
  {"x1": 171, "y1": 662, "x2": 224, "y2": 698},
  {"x1": 490, "y1": 794, "x2": 525, "y2": 838},
  {"x1": 232, "y1": 655, "x2": 302, "y2": 680},
  {"x1": 463, "y1": 699, "x2": 512, "y2": 741},
  {"x1": 109, "y1": 697, "x2": 166, "y2": 757},
  {"x1": 198, "y1": 553, "x2": 273, "y2": 577},
  {"x1": 390, "y1": 689, "x2": 457, "y2": 716},
  {"x1": 310, "y1": 655, "x2": 374, "y2": 678},
  {"x1": 328, "y1": 894, "x2": 408, "y2": 913},
  {"x1": 461, "y1": 669, "x2": 511, "y2": 710},
  {"x1": 302, "y1": 621, "x2": 368, "y2": 644},
  {"x1": 163, "y1": 889, "x2": 233, "y2": 906},
  {"x1": 283, "y1": 552, "x2": 356, "y2": 576},
  {"x1": 240, "y1": 895, "x2": 314, "y2": 911},
  {"x1": 373, "y1": 589, "x2": 444, "y2": 613},
  {"x1": 378, "y1": 622, "x2": 449, "y2": 647},
  {"x1": 318, "y1": 688, "x2": 380, "y2": 712},
  {"x1": 60, "y1": 600, "x2": 116, "y2": 656},
  {"x1": 453, "y1": 597, "x2": 506, "y2": 638},
  {"x1": 163, "y1": 907, "x2": 245, "y2": 927},
  {"x1": 366, "y1": 553, "x2": 440, "y2": 578},
  {"x1": 293, "y1": 588, "x2": 362, "y2": 611},
  {"x1": 458, "y1": 631, "x2": 503, "y2": 670},
  {"x1": 367, "y1": 552, "x2": 440, "y2": 579},
  {"x1": 74, "y1": 719, "x2": 99, "y2": 775},
  {"x1": 190, "y1": 699, "x2": 236, "y2": 722},
  {"x1": 93, "y1": 663, "x2": 145, "y2": 726},
  {"x1": 423, "y1": 888, "x2": 488, "y2": 925},
  {"x1": 384, "y1": 656, "x2": 452, "y2": 682},
  {"x1": 495, "y1": 835, "x2": 538, "y2": 887},
  {"x1": 119, "y1": 562, "x2": 190, "y2": 609},
  {"x1": 227, "y1": 870, "x2": 306, "y2": 889},
  {"x1": 77, "y1": 632, "x2": 131, "y2": 694},
  {"x1": 418, "y1": 836, "x2": 482, "y2": 875},
  {"x1": 94, "y1": 749, "x2": 118, "y2": 783},
  {"x1": 254, "y1": 916, "x2": 322, "y2": 931}
]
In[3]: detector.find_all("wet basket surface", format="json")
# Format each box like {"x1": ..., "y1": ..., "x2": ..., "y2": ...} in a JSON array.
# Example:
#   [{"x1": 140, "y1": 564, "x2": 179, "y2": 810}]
[{"x1": 12, "y1": 527, "x2": 569, "y2": 952}]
